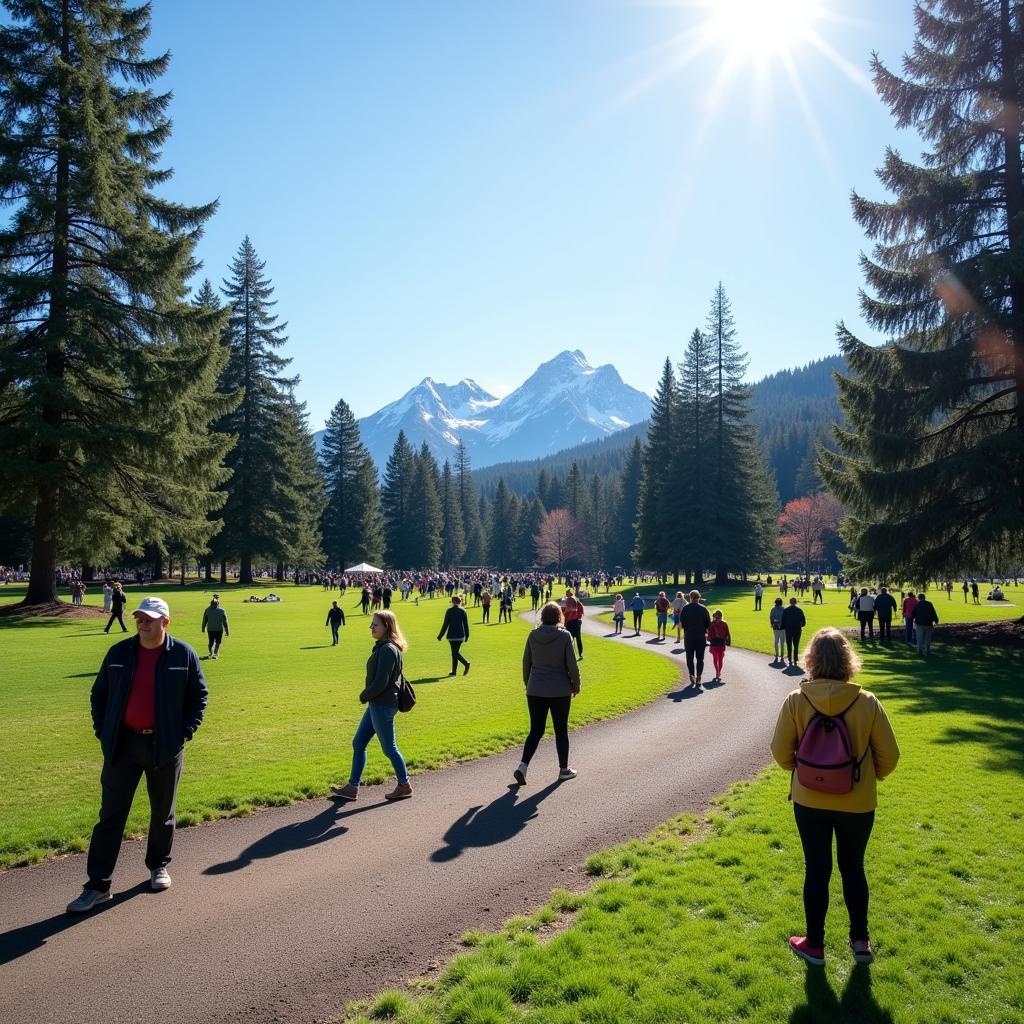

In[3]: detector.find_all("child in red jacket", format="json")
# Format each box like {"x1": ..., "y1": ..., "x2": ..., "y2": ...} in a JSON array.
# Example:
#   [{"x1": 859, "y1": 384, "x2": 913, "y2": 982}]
[{"x1": 707, "y1": 610, "x2": 732, "y2": 683}]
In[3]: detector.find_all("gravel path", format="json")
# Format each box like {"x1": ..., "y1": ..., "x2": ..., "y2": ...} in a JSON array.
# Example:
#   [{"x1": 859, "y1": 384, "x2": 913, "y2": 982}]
[{"x1": 0, "y1": 610, "x2": 800, "y2": 1024}]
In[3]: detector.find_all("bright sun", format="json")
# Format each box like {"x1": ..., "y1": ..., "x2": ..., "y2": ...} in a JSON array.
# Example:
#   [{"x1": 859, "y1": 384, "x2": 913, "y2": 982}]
[{"x1": 704, "y1": 0, "x2": 822, "y2": 61}]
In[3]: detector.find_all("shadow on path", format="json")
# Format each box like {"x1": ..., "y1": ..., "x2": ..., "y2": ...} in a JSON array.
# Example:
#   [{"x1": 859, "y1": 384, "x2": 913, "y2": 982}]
[
  {"x1": 204, "y1": 800, "x2": 385, "y2": 875},
  {"x1": 0, "y1": 882, "x2": 149, "y2": 967},
  {"x1": 788, "y1": 964, "x2": 895, "y2": 1024},
  {"x1": 666, "y1": 687, "x2": 702, "y2": 702},
  {"x1": 430, "y1": 781, "x2": 561, "y2": 862}
]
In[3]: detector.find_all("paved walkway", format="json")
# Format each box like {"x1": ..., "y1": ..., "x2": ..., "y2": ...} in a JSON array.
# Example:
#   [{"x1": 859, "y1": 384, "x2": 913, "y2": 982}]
[{"x1": 0, "y1": 611, "x2": 800, "y2": 1024}]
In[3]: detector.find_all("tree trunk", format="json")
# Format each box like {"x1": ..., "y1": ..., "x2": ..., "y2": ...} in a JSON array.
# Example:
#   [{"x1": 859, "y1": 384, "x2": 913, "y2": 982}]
[
  {"x1": 205, "y1": 559, "x2": 213, "y2": 583},
  {"x1": 240, "y1": 553, "x2": 253, "y2": 585},
  {"x1": 152, "y1": 554, "x2": 164, "y2": 581},
  {"x1": 220, "y1": 560, "x2": 227, "y2": 585},
  {"x1": 276, "y1": 561, "x2": 285, "y2": 583},
  {"x1": 180, "y1": 559, "x2": 186, "y2": 586},
  {"x1": 25, "y1": 490, "x2": 60, "y2": 604},
  {"x1": 82, "y1": 565, "x2": 95, "y2": 582},
  {"x1": 715, "y1": 567, "x2": 728, "y2": 585}
]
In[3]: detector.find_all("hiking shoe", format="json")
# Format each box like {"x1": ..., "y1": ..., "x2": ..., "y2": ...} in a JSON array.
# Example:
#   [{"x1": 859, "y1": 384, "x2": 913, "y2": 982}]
[
  {"x1": 66, "y1": 887, "x2": 111, "y2": 914},
  {"x1": 330, "y1": 783, "x2": 359, "y2": 801},
  {"x1": 150, "y1": 867, "x2": 172, "y2": 891},
  {"x1": 385, "y1": 783, "x2": 413, "y2": 801},
  {"x1": 789, "y1": 936, "x2": 825, "y2": 966},
  {"x1": 513, "y1": 767, "x2": 527, "y2": 786},
  {"x1": 849, "y1": 938, "x2": 874, "y2": 964},
  {"x1": 463, "y1": 662, "x2": 471, "y2": 675},
  {"x1": 558, "y1": 767, "x2": 578, "y2": 781}
]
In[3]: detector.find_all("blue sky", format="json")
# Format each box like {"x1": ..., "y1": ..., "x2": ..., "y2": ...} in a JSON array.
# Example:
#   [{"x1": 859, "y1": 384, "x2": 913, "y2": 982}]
[{"x1": 146, "y1": 0, "x2": 918, "y2": 425}]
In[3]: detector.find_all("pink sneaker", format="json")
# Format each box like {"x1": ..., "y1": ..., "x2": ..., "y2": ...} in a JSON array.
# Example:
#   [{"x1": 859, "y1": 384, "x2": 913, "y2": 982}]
[
  {"x1": 849, "y1": 937, "x2": 874, "y2": 964},
  {"x1": 789, "y1": 936, "x2": 825, "y2": 966}
]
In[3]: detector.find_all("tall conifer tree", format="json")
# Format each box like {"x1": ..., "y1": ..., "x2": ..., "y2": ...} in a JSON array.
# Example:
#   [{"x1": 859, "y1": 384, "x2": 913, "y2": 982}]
[
  {"x1": 0, "y1": 0, "x2": 231, "y2": 604},
  {"x1": 635, "y1": 359, "x2": 677, "y2": 569},
  {"x1": 608, "y1": 438, "x2": 642, "y2": 568},
  {"x1": 489, "y1": 479, "x2": 519, "y2": 567},
  {"x1": 822, "y1": 0, "x2": 1024, "y2": 579},
  {"x1": 407, "y1": 443, "x2": 442, "y2": 567},
  {"x1": 439, "y1": 460, "x2": 466, "y2": 567},
  {"x1": 381, "y1": 430, "x2": 415, "y2": 568}
]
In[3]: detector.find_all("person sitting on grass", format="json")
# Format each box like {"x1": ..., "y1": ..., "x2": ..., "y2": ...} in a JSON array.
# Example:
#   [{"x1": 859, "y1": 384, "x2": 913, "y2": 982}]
[{"x1": 770, "y1": 627, "x2": 900, "y2": 968}]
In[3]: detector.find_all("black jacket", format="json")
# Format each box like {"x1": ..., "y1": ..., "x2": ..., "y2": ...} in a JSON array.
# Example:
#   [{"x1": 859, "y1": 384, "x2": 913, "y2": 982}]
[
  {"x1": 874, "y1": 592, "x2": 897, "y2": 617},
  {"x1": 680, "y1": 602, "x2": 711, "y2": 640},
  {"x1": 91, "y1": 634, "x2": 207, "y2": 766},
  {"x1": 326, "y1": 606, "x2": 346, "y2": 627},
  {"x1": 437, "y1": 606, "x2": 470, "y2": 642},
  {"x1": 781, "y1": 605, "x2": 806, "y2": 633},
  {"x1": 912, "y1": 600, "x2": 939, "y2": 627}
]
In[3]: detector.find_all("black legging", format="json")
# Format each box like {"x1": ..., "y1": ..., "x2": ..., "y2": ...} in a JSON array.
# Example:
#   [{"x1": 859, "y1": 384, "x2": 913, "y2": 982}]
[
  {"x1": 521, "y1": 695, "x2": 571, "y2": 771},
  {"x1": 632, "y1": 610, "x2": 643, "y2": 631},
  {"x1": 786, "y1": 629, "x2": 802, "y2": 662},
  {"x1": 684, "y1": 637, "x2": 706, "y2": 678},
  {"x1": 794, "y1": 803, "x2": 875, "y2": 947},
  {"x1": 566, "y1": 619, "x2": 583, "y2": 657},
  {"x1": 448, "y1": 640, "x2": 469, "y2": 673}
]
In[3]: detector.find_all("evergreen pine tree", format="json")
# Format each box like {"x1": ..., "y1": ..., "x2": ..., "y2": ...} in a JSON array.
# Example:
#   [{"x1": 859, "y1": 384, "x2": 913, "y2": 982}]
[
  {"x1": 455, "y1": 440, "x2": 482, "y2": 562},
  {"x1": 439, "y1": 460, "x2": 465, "y2": 567},
  {"x1": 381, "y1": 430, "x2": 415, "y2": 568},
  {"x1": 566, "y1": 462, "x2": 585, "y2": 519},
  {"x1": 489, "y1": 479, "x2": 519, "y2": 567},
  {"x1": 407, "y1": 443, "x2": 442, "y2": 567},
  {"x1": 272, "y1": 397, "x2": 325, "y2": 574},
  {"x1": 0, "y1": 0, "x2": 232, "y2": 604},
  {"x1": 587, "y1": 474, "x2": 605, "y2": 565},
  {"x1": 516, "y1": 495, "x2": 547, "y2": 569},
  {"x1": 820, "y1": 0, "x2": 1024, "y2": 580},
  {"x1": 608, "y1": 438, "x2": 642, "y2": 568},
  {"x1": 212, "y1": 237, "x2": 297, "y2": 583},
  {"x1": 320, "y1": 397, "x2": 382, "y2": 569},
  {"x1": 635, "y1": 359, "x2": 677, "y2": 569}
]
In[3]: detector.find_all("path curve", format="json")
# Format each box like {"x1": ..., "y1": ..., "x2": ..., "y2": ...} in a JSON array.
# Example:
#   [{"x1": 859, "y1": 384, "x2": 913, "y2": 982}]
[{"x1": 0, "y1": 612, "x2": 799, "y2": 1024}]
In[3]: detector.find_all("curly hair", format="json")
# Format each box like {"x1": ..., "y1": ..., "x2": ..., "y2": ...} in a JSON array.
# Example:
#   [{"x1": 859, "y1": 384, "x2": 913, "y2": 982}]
[{"x1": 802, "y1": 627, "x2": 862, "y2": 681}]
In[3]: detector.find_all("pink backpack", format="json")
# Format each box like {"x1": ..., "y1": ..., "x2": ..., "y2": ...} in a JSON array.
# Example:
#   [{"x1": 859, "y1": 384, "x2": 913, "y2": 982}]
[{"x1": 795, "y1": 694, "x2": 867, "y2": 794}]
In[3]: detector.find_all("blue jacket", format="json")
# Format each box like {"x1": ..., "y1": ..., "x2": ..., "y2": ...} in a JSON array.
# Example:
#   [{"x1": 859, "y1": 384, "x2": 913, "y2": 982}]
[{"x1": 91, "y1": 634, "x2": 207, "y2": 766}]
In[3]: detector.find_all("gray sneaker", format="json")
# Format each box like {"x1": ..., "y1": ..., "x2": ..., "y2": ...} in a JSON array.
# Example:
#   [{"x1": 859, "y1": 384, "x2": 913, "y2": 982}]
[
  {"x1": 67, "y1": 887, "x2": 111, "y2": 914},
  {"x1": 150, "y1": 867, "x2": 172, "y2": 891}
]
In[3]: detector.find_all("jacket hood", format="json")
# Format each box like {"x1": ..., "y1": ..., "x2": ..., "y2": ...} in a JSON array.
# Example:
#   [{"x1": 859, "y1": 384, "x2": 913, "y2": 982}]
[
  {"x1": 799, "y1": 677, "x2": 863, "y2": 716},
  {"x1": 531, "y1": 624, "x2": 567, "y2": 645}
]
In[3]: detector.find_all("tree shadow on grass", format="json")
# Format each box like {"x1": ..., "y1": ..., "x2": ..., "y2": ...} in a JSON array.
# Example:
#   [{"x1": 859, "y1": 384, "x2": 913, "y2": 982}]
[
  {"x1": 430, "y1": 781, "x2": 561, "y2": 862},
  {"x1": 0, "y1": 881, "x2": 148, "y2": 967},
  {"x1": 204, "y1": 799, "x2": 385, "y2": 875},
  {"x1": 789, "y1": 964, "x2": 895, "y2": 1024}
]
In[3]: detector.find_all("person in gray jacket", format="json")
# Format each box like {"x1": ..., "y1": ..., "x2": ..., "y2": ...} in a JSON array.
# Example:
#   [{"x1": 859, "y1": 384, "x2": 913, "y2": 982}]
[
  {"x1": 200, "y1": 596, "x2": 230, "y2": 659},
  {"x1": 514, "y1": 602, "x2": 581, "y2": 786}
]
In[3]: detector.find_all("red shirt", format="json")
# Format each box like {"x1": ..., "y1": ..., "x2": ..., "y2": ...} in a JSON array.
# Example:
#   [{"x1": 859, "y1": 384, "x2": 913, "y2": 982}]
[
  {"x1": 563, "y1": 598, "x2": 584, "y2": 622},
  {"x1": 902, "y1": 596, "x2": 918, "y2": 618},
  {"x1": 655, "y1": 597, "x2": 670, "y2": 613},
  {"x1": 122, "y1": 641, "x2": 163, "y2": 731}
]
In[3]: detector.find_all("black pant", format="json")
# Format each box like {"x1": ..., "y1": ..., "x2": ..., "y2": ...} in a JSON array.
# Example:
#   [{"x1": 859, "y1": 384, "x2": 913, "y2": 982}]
[
  {"x1": 684, "y1": 637, "x2": 706, "y2": 678},
  {"x1": 449, "y1": 640, "x2": 469, "y2": 673},
  {"x1": 877, "y1": 614, "x2": 892, "y2": 643},
  {"x1": 632, "y1": 610, "x2": 643, "y2": 631},
  {"x1": 859, "y1": 611, "x2": 875, "y2": 639},
  {"x1": 754, "y1": 596, "x2": 762, "y2": 610},
  {"x1": 207, "y1": 629, "x2": 223, "y2": 653},
  {"x1": 794, "y1": 803, "x2": 875, "y2": 947},
  {"x1": 482, "y1": 605, "x2": 490, "y2": 622},
  {"x1": 786, "y1": 629, "x2": 802, "y2": 662},
  {"x1": 813, "y1": 591, "x2": 823, "y2": 604},
  {"x1": 566, "y1": 619, "x2": 583, "y2": 657},
  {"x1": 521, "y1": 695, "x2": 571, "y2": 770},
  {"x1": 104, "y1": 609, "x2": 127, "y2": 633},
  {"x1": 87, "y1": 731, "x2": 184, "y2": 891}
]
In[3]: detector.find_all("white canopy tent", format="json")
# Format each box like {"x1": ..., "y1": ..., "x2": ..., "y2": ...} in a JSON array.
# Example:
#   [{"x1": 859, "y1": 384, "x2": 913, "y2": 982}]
[{"x1": 344, "y1": 562, "x2": 383, "y2": 574}]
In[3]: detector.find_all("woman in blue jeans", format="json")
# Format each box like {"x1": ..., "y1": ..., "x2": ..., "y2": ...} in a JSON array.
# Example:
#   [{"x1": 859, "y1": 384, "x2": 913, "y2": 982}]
[{"x1": 331, "y1": 610, "x2": 412, "y2": 802}]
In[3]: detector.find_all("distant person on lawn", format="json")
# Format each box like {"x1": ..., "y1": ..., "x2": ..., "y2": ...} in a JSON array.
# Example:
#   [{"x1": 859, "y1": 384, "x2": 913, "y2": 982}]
[
  {"x1": 103, "y1": 581, "x2": 128, "y2": 633},
  {"x1": 911, "y1": 591, "x2": 939, "y2": 656},
  {"x1": 771, "y1": 627, "x2": 900, "y2": 967},
  {"x1": 680, "y1": 590, "x2": 712, "y2": 687},
  {"x1": 612, "y1": 593, "x2": 626, "y2": 634},
  {"x1": 562, "y1": 589, "x2": 585, "y2": 660},
  {"x1": 325, "y1": 600, "x2": 346, "y2": 646},
  {"x1": 437, "y1": 594, "x2": 471, "y2": 676},
  {"x1": 332, "y1": 611, "x2": 412, "y2": 802},
  {"x1": 770, "y1": 597, "x2": 787, "y2": 662},
  {"x1": 201, "y1": 596, "x2": 230, "y2": 659},
  {"x1": 514, "y1": 601, "x2": 581, "y2": 786},
  {"x1": 68, "y1": 597, "x2": 207, "y2": 913}
]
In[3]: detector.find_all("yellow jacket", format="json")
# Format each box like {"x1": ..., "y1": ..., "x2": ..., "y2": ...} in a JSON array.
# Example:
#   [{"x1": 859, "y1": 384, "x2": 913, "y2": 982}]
[{"x1": 771, "y1": 678, "x2": 900, "y2": 812}]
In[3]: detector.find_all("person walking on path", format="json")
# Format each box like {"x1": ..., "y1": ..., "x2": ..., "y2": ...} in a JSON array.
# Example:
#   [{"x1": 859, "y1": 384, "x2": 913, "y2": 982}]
[
  {"x1": 754, "y1": 582, "x2": 763, "y2": 611},
  {"x1": 67, "y1": 597, "x2": 207, "y2": 913},
  {"x1": 901, "y1": 591, "x2": 918, "y2": 645},
  {"x1": 707, "y1": 610, "x2": 732, "y2": 683},
  {"x1": 630, "y1": 592, "x2": 645, "y2": 635},
  {"x1": 437, "y1": 595, "x2": 471, "y2": 676},
  {"x1": 781, "y1": 597, "x2": 806, "y2": 666},
  {"x1": 873, "y1": 587, "x2": 896, "y2": 645},
  {"x1": 770, "y1": 627, "x2": 900, "y2": 967},
  {"x1": 911, "y1": 592, "x2": 939, "y2": 656},
  {"x1": 856, "y1": 589, "x2": 876, "y2": 642},
  {"x1": 971, "y1": 580, "x2": 980, "y2": 605},
  {"x1": 331, "y1": 611, "x2": 412, "y2": 802},
  {"x1": 962, "y1": 580, "x2": 969, "y2": 603},
  {"x1": 654, "y1": 591, "x2": 671, "y2": 641},
  {"x1": 201, "y1": 597, "x2": 230, "y2": 659},
  {"x1": 680, "y1": 590, "x2": 712, "y2": 687},
  {"x1": 672, "y1": 591, "x2": 685, "y2": 643},
  {"x1": 612, "y1": 594, "x2": 626, "y2": 635},
  {"x1": 562, "y1": 589, "x2": 585, "y2": 660},
  {"x1": 325, "y1": 601, "x2": 346, "y2": 646},
  {"x1": 514, "y1": 601, "x2": 581, "y2": 786},
  {"x1": 103, "y1": 581, "x2": 128, "y2": 633},
  {"x1": 812, "y1": 578, "x2": 824, "y2": 604},
  {"x1": 770, "y1": 597, "x2": 786, "y2": 662}
]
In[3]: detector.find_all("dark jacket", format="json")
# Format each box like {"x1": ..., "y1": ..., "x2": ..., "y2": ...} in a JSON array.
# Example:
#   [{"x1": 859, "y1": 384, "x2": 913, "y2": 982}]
[
  {"x1": 91, "y1": 634, "x2": 207, "y2": 767},
  {"x1": 326, "y1": 606, "x2": 346, "y2": 627},
  {"x1": 437, "y1": 606, "x2": 470, "y2": 643},
  {"x1": 360, "y1": 640, "x2": 402, "y2": 707},
  {"x1": 680, "y1": 602, "x2": 711, "y2": 640},
  {"x1": 912, "y1": 600, "x2": 939, "y2": 627},
  {"x1": 201, "y1": 604, "x2": 230, "y2": 633},
  {"x1": 522, "y1": 625, "x2": 580, "y2": 697},
  {"x1": 781, "y1": 605, "x2": 806, "y2": 633},
  {"x1": 874, "y1": 592, "x2": 897, "y2": 618},
  {"x1": 110, "y1": 588, "x2": 127, "y2": 610}
]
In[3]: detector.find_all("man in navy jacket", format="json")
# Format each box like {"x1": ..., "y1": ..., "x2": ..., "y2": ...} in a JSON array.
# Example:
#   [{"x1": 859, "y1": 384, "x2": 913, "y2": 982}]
[{"x1": 68, "y1": 596, "x2": 207, "y2": 913}]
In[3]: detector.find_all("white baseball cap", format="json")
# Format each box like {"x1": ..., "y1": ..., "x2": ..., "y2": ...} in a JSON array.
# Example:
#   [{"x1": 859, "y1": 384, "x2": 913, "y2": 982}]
[{"x1": 134, "y1": 596, "x2": 170, "y2": 619}]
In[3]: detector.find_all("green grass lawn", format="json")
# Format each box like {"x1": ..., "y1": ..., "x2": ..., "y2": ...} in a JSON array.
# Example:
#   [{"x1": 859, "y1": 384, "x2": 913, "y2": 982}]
[
  {"x1": 346, "y1": 642, "x2": 1024, "y2": 1024},
  {"x1": 0, "y1": 582, "x2": 677, "y2": 867}
]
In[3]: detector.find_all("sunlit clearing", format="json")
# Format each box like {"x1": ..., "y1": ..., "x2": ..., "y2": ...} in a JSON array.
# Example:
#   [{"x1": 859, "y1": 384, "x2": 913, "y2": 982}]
[{"x1": 704, "y1": 0, "x2": 822, "y2": 61}]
